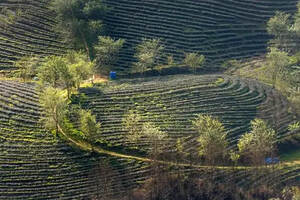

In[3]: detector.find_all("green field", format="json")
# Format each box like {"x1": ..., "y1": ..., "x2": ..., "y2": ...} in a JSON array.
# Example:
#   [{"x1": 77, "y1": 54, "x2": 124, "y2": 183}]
[{"x1": 0, "y1": 0, "x2": 299, "y2": 199}]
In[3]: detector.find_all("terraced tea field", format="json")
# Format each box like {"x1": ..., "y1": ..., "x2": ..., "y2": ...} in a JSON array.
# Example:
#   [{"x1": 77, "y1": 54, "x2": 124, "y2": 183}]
[
  {"x1": 0, "y1": 81, "x2": 151, "y2": 199},
  {"x1": 0, "y1": 75, "x2": 299, "y2": 199},
  {"x1": 78, "y1": 74, "x2": 296, "y2": 153},
  {"x1": 103, "y1": 0, "x2": 298, "y2": 73},
  {"x1": 0, "y1": 0, "x2": 67, "y2": 72},
  {"x1": 0, "y1": 0, "x2": 298, "y2": 74},
  {"x1": 0, "y1": 0, "x2": 300, "y2": 198}
]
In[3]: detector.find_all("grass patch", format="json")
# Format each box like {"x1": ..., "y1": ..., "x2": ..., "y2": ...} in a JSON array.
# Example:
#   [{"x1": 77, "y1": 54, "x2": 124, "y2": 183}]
[{"x1": 281, "y1": 148, "x2": 300, "y2": 162}]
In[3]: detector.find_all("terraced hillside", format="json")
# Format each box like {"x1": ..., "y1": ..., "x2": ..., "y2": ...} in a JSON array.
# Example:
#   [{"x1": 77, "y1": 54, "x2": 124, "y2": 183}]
[
  {"x1": 103, "y1": 0, "x2": 298, "y2": 73},
  {"x1": 0, "y1": 81, "x2": 150, "y2": 199},
  {"x1": 0, "y1": 0, "x2": 298, "y2": 74},
  {"x1": 0, "y1": 0, "x2": 67, "y2": 72},
  {"x1": 0, "y1": 76, "x2": 299, "y2": 199},
  {"x1": 78, "y1": 74, "x2": 296, "y2": 154}
]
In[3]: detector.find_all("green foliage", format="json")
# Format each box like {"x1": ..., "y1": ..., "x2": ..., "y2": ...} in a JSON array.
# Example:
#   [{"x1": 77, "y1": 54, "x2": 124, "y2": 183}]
[
  {"x1": 38, "y1": 55, "x2": 66, "y2": 88},
  {"x1": 0, "y1": 7, "x2": 22, "y2": 25},
  {"x1": 237, "y1": 119, "x2": 277, "y2": 165},
  {"x1": 266, "y1": 47, "x2": 290, "y2": 87},
  {"x1": 66, "y1": 51, "x2": 95, "y2": 89},
  {"x1": 13, "y1": 55, "x2": 40, "y2": 82},
  {"x1": 79, "y1": 109, "x2": 101, "y2": 143},
  {"x1": 141, "y1": 122, "x2": 168, "y2": 155},
  {"x1": 267, "y1": 11, "x2": 291, "y2": 38},
  {"x1": 133, "y1": 38, "x2": 165, "y2": 73},
  {"x1": 288, "y1": 121, "x2": 300, "y2": 132},
  {"x1": 39, "y1": 87, "x2": 67, "y2": 134},
  {"x1": 50, "y1": 0, "x2": 107, "y2": 58},
  {"x1": 267, "y1": 11, "x2": 292, "y2": 52},
  {"x1": 229, "y1": 151, "x2": 240, "y2": 165},
  {"x1": 183, "y1": 52, "x2": 205, "y2": 73},
  {"x1": 94, "y1": 36, "x2": 125, "y2": 73},
  {"x1": 192, "y1": 114, "x2": 228, "y2": 164},
  {"x1": 38, "y1": 52, "x2": 94, "y2": 97},
  {"x1": 122, "y1": 110, "x2": 143, "y2": 144},
  {"x1": 266, "y1": 9, "x2": 300, "y2": 53}
]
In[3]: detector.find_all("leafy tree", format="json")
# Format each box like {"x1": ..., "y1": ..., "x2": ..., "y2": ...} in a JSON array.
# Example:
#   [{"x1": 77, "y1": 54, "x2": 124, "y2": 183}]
[
  {"x1": 39, "y1": 87, "x2": 67, "y2": 134},
  {"x1": 237, "y1": 119, "x2": 277, "y2": 165},
  {"x1": 13, "y1": 55, "x2": 40, "y2": 82},
  {"x1": 38, "y1": 55, "x2": 66, "y2": 88},
  {"x1": 38, "y1": 52, "x2": 94, "y2": 98},
  {"x1": 66, "y1": 51, "x2": 95, "y2": 89},
  {"x1": 142, "y1": 122, "x2": 168, "y2": 157},
  {"x1": 267, "y1": 11, "x2": 291, "y2": 50},
  {"x1": 133, "y1": 38, "x2": 164, "y2": 73},
  {"x1": 50, "y1": 0, "x2": 107, "y2": 59},
  {"x1": 192, "y1": 114, "x2": 228, "y2": 165},
  {"x1": 122, "y1": 110, "x2": 143, "y2": 145},
  {"x1": 58, "y1": 60, "x2": 75, "y2": 99},
  {"x1": 266, "y1": 47, "x2": 290, "y2": 88},
  {"x1": 38, "y1": 55, "x2": 74, "y2": 98},
  {"x1": 94, "y1": 36, "x2": 125, "y2": 73},
  {"x1": 79, "y1": 109, "x2": 101, "y2": 145},
  {"x1": 183, "y1": 52, "x2": 205, "y2": 73}
]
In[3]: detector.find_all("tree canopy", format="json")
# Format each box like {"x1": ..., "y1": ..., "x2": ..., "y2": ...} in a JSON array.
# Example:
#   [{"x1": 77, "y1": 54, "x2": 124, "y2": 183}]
[
  {"x1": 266, "y1": 47, "x2": 290, "y2": 87},
  {"x1": 38, "y1": 51, "x2": 94, "y2": 98},
  {"x1": 80, "y1": 109, "x2": 101, "y2": 144},
  {"x1": 237, "y1": 119, "x2": 277, "y2": 165},
  {"x1": 39, "y1": 87, "x2": 67, "y2": 134},
  {"x1": 122, "y1": 109, "x2": 143, "y2": 144},
  {"x1": 192, "y1": 114, "x2": 228, "y2": 165},
  {"x1": 13, "y1": 55, "x2": 40, "y2": 82},
  {"x1": 94, "y1": 36, "x2": 125, "y2": 73},
  {"x1": 184, "y1": 52, "x2": 205, "y2": 73},
  {"x1": 50, "y1": 0, "x2": 107, "y2": 59},
  {"x1": 133, "y1": 38, "x2": 165, "y2": 73}
]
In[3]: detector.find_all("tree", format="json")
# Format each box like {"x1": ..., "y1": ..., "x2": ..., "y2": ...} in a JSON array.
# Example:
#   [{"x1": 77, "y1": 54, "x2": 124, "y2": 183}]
[
  {"x1": 267, "y1": 11, "x2": 291, "y2": 51},
  {"x1": 38, "y1": 55, "x2": 66, "y2": 88},
  {"x1": 94, "y1": 36, "x2": 125, "y2": 73},
  {"x1": 38, "y1": 55, "x2": 74, "y2": 98},
  {"x1": 50, "y1": 0, "x2": 107, "y2": 59},
  {"x1": 13, "y1": 55, "x2": 40, "y2": 82},
  {"x1": 66, "y1": 51, "x2": 95, "y2": 89},
  {"x1": 38, "y1": 52, "x2": 94, "y2": 98},
  {"x1": 122, "y1": 110, "x2": 143, "y2": 145},
  {"x1": 133, "y1": 38, "x2": 164, "y2": 73},
  {"x1": 39, "y1": 87, "x2": 67, "y2": 134},
  {"x1": 192, "y1": 114, "x2": 228, "y2": 165},
  {"x1": 142, "y1": 122, "x2": 168, "y2": 157},
  {"x1": 183, "y1": 52, "x2": 205, "y2": 73},
  {"x1": 237, "y1": 119, "x2": 277, "y2": 165},
  {"x1": 79, "y1": 110, "x2": 101, "y2": 152},
  {"x1": 266, "y1": 47, "x2": 290, "y2": 88}
]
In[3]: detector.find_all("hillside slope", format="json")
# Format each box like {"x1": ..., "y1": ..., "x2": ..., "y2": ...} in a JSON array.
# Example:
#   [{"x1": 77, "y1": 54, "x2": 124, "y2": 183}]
[
  {"x1": 0, "y1": 0, "x2": 298, "y2": 74},
  {"x1": 0, "y1": 0, "x2": 67, "y2": 72},
  {"x1": 78, "y1": 74, "x2": 296, "y2": 153},
  {"x1": 103, "y1": 0, "x2": 298, "y2": 73},
  {"x1": 0, "y1": 76, "x2": 299, "y2": 199},
  {"x1": 0, "y1": 81, "x2": 149, "y2": 199}
]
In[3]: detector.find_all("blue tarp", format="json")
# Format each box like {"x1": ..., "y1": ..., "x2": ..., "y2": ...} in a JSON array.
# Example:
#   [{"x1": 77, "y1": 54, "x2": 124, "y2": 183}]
[
  {"x1": 265, "y1": 157, "x2": 279, "y2": 164},
  {"x1": 109, "y1": 71, "x2": 117, "y2": 80}
]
